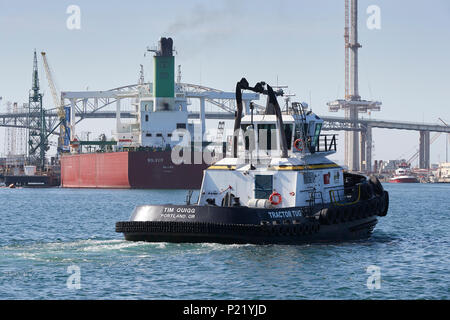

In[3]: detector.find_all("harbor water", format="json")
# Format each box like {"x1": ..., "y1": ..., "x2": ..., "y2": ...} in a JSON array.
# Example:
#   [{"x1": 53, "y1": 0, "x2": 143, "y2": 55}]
[{"x1": 0, "y1": 183, "x2": 448, "y2": 299}]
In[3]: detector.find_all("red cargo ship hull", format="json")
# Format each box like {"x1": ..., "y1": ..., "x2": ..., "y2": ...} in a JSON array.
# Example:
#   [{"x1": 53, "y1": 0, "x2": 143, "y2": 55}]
[{"x1": 61, "y1": 151, "x2": 208, "y2": 189}]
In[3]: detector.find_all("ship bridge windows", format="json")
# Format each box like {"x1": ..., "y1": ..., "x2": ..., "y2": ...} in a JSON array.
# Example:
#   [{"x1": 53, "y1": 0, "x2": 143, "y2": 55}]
[
  {"x1": 241, "y1": 124, "x2": 255, "y2": 151},
  {"x1": 313, "y1": 123, "x2": 322, "y2": 148},
  {"x1": 257, "y1": 123, "x2": 293, "y2": 151},
  {"x1": 241, "y1": 123, "x2": 293, "y2": 151},
  {"x1": 258, "y1": 124, "x2": 277, "y2": 151},
  {"x1": 177, "y1": 123, "x2": 187, "y2": 129},
  {"x1": 284, "y1": 124, "x2": 293, "y2": 150}
]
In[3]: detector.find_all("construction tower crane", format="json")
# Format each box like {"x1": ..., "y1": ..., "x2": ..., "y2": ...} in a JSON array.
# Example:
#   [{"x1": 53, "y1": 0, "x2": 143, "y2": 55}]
[
  {"x1": 41, "y1": 52, "x2": 69, "y2": 153},
  {"x1": 344, "y1": 0, "x2": 350, "y2": 99}
]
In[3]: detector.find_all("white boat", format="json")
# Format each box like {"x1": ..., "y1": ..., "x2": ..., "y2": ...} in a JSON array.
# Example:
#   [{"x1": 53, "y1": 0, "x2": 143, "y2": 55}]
[{"x1": 389, "y1": 166, "x2": 419, "y2": 183}]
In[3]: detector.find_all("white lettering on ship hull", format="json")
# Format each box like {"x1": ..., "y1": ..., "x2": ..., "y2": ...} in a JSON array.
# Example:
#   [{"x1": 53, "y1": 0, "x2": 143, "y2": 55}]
[
  {"x1": 161, "y1": 207, "x2": 196, "y2": 219},
  {"x1": 268, "y1": 210, "x2": 303, "y2": 219},
  {"x1": 160, "y1": 214, "x2": 196, "y2": 219}
]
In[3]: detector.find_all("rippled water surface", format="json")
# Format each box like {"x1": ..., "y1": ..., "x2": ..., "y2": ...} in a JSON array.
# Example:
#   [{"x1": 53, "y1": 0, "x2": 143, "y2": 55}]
[{"x1": 0, "y1": 184, "x2": 449, "y2": 299}]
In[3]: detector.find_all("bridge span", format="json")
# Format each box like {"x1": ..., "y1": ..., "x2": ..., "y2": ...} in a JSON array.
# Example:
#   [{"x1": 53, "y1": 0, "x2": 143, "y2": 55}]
[{"x1": 1, "y1": 82, "x2": 448, "y2": 171}]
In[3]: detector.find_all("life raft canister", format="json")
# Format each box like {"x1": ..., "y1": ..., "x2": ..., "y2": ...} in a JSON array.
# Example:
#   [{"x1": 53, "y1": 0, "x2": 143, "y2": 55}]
[
  {"x1": 269, "y1": 192, "x2": 282, "y2": 206},
  {"x1": 294, "y1": 139, "x2": 303, "y2": 152}
]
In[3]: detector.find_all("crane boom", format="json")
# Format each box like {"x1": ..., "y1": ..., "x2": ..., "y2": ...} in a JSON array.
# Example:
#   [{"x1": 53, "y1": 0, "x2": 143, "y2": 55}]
[
  {"x1": 438, "y1": 118, "x2": 448, "y2": 127},
  {"x1": 41, "y1": 52, "x2": 69, "y2": 153},
  {"x1": 41, "y1": 52, "x2": 62, "y2": 117}
]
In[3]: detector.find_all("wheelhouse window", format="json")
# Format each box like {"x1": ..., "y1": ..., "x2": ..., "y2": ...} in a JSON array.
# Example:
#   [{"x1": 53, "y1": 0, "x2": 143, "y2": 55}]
[
  {"x1": 241, "y1": 124, "x2": 252, "y2": 151},
  {"x1": 283, "y1": 124, "x2": 293, "y2": 150},
  {"x1": 258, "y1": 124, "x2": 277, "y2": 151},
  {"x1": 313, "y1": 123, "x2": 322, "y2": 147}
]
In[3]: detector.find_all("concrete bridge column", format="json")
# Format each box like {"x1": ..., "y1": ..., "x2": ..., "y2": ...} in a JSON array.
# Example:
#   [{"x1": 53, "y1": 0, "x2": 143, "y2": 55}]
[
  {"x1": 360, "y1": 127, "x2": 366, "y2": 172},
  {"x1": 366, "y1": 126, "x2": 373, "y2": 172},
  {"x1": 419, "y1": 131, "x2": 430, "y2": 169}
]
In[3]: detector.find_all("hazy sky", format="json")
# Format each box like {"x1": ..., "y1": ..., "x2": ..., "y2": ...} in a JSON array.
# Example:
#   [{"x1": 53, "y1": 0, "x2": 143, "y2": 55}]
[{"x1": 0, "y1": 0, "x2": 449, "y2": 164}]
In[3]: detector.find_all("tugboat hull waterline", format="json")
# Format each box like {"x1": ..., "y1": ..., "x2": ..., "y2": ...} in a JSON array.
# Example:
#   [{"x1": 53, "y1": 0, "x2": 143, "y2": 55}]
[
  {"x1": 117, "y1": 78, "x2": 389, "y2": 245},
  {"x1": 116, "y1": 187, "x2": 388, "y2": 244}
]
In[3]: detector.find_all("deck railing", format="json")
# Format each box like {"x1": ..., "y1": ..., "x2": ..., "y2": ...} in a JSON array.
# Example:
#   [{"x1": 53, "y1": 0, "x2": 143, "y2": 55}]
[{"x1": 315, "y1": 134, "x2": 338, "y2": 153}]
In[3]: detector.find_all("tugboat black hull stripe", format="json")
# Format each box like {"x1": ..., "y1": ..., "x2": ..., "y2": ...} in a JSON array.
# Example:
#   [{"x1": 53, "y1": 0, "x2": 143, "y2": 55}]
[{"x1": 116, "y1": 192, "x2": 387, "y2": 245}]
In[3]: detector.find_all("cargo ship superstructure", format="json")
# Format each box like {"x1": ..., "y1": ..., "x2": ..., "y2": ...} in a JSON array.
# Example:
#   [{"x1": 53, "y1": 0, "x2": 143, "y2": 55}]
[{"x1": 61, "y1": 38, "x2": 209, "y2": 189}]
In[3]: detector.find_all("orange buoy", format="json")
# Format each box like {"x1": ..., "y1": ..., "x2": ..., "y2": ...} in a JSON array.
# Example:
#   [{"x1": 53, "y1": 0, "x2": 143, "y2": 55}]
[
  {"x1": 294, "y1": 139, "x2": 304, "y2": 152},
  {"x1": 269, "y1": 192, "x2": 282, "y2": 206}
]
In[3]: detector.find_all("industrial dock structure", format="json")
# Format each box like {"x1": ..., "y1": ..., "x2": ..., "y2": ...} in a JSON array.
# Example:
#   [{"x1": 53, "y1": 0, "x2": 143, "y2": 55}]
[{"x1": 0, "y1": 0, "x2": 449, "y2": 188}]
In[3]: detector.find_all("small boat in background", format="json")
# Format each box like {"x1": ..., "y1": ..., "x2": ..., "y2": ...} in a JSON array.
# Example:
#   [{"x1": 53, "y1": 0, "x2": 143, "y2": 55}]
[{"x1": 389, "y1": 163, "x2": 419, "y2": 183}]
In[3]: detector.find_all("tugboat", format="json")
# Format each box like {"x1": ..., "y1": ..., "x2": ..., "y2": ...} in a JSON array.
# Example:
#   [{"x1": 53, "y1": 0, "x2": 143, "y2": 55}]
[{"x1": 116, "y1": 79, "x2": 389, "y2": 244}]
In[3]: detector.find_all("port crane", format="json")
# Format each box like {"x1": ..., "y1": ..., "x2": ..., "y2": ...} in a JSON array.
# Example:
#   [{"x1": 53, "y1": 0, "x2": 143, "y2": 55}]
[
  {"x1": 27, "y1": 50, "x2": 49, "y2": 169},
  {"x1": 41, "y1": 52, "x2": 70, "y2": 153}
]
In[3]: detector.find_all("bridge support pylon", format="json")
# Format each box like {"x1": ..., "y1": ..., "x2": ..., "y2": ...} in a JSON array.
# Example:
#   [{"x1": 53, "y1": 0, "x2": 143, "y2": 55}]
[{"x1": 419, "y1": 131, "x2": 430, "y2": 169}]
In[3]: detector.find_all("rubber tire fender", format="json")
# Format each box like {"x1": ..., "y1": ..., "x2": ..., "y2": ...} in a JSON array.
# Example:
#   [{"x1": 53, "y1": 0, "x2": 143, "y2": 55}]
[
  {"x1": 342, "y1": 206, "x2": 351, "y2": 222},
  {"x1": 379, "y1": 191, "x2": 389, "y2": 217},
  {"x1": 328, "y1": 207, "x2": 338, "y2": 224},
  {"x1": 359, "y1": 183, "x2": 370, "y2": 200},
  {"x1": 319, "y1": 208, "x2": 332, "y2": 225},
  {"x1": 336, "y1": 207, "x2": 346, "y2": 223},
  {"x1": 369, "y1": 176, "x2": 384, "y2": 196}
]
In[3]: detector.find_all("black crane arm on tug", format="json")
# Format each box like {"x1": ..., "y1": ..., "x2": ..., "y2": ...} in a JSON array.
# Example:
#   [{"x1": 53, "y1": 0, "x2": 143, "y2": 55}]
[{"x1": 233, "y1": 78, "x2": 289, "y2": 159}]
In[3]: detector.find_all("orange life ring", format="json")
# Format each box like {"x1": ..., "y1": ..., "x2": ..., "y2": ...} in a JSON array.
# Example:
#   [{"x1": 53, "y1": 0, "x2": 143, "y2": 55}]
[
  {"x1": 269, "y1": 192, "x2": 282, "y2": 206},
  {"x1": 294, "y1": 139, "x2": 303, "y2": 152}
]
